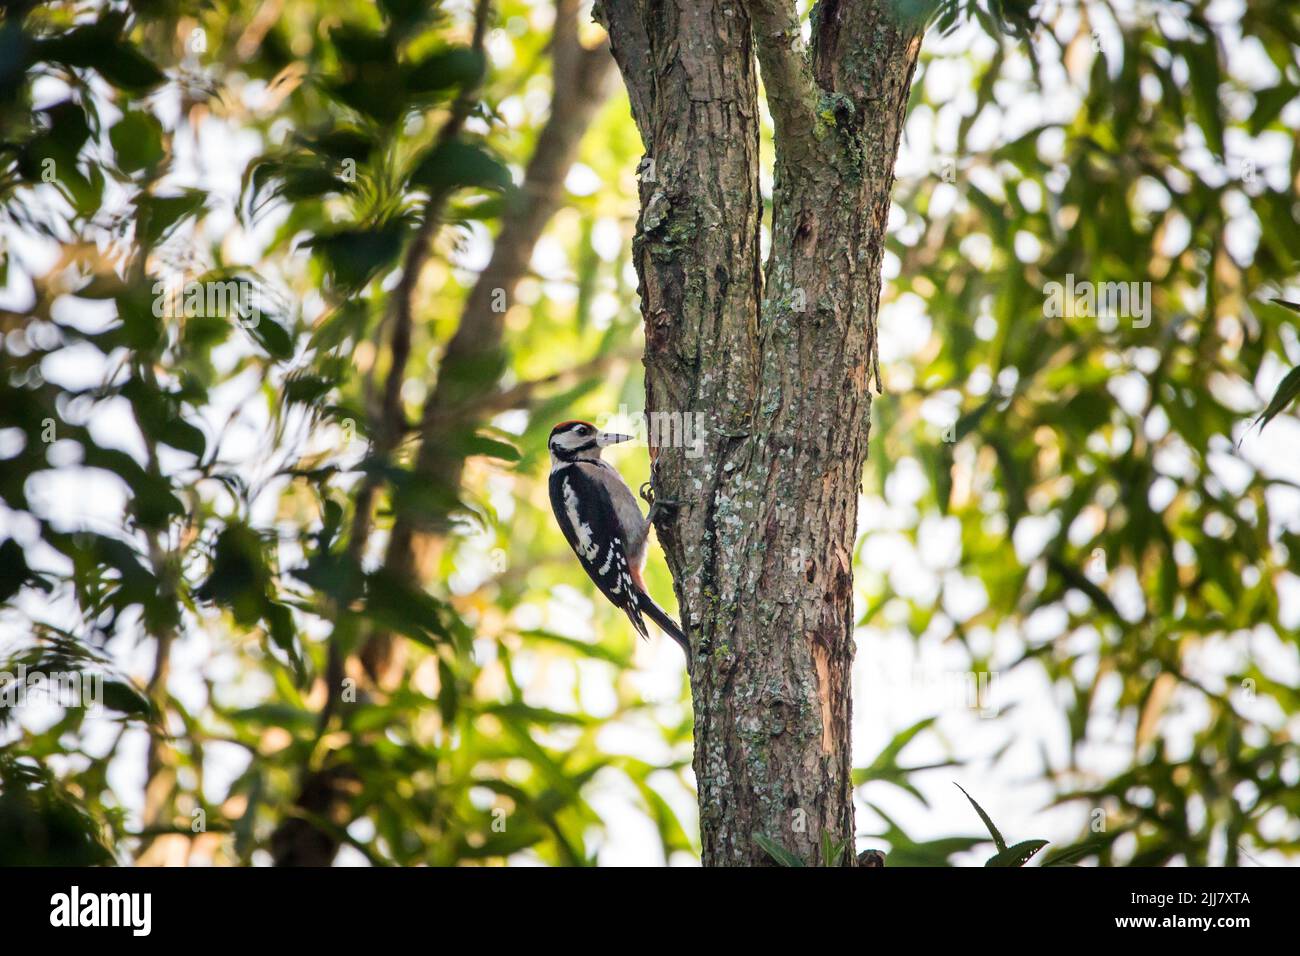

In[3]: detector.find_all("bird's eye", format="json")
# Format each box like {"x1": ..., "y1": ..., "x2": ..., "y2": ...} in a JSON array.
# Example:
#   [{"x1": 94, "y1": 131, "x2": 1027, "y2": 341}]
[{"x1": 581, "y1": 426, "x2": 592, "y2": 434}]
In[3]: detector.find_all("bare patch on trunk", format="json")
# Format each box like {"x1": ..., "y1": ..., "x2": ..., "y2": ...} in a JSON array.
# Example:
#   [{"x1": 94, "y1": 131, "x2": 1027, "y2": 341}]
[{"x1": 811, "y1": 641, "x2": 835, "y2": 755}]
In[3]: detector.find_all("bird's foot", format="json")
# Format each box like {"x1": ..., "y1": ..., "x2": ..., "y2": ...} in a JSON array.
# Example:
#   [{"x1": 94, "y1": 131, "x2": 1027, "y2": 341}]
[{"x1": 646, "y1": 497, "x2": 678, "y2": 525}]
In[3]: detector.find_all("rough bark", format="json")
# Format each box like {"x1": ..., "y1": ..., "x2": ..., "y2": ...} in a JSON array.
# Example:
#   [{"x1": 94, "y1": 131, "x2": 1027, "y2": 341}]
[{"x1": 598, "y1": 0, "x2": 923, "y2": 865}]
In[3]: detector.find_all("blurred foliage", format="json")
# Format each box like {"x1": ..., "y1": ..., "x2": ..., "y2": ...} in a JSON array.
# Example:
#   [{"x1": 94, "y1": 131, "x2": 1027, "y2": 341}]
[
  {"x1": 872, "y1": 0, "x2": 1300, "y2": 865},
  {"x1": 0, "y1": 0, "x2": 691, "y2": 866},
  {"x1": 0, "y1": 0, "x2": 1297, "y2": 867}
]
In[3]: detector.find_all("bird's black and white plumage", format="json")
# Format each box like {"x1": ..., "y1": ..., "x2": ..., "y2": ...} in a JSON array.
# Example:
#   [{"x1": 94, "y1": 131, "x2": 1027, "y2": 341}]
[{"x1": 547, "y1": 420, "x2": 690, "y2": 661}]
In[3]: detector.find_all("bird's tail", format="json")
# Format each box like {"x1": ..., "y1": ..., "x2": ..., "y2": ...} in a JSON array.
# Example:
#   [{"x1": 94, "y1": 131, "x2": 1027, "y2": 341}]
[{"x1": 637, "y1": 591, "x2": 691, "y2": 662}]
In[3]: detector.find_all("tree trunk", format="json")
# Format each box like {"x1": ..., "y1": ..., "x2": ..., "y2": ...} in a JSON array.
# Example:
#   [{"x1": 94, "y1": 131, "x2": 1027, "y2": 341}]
[{"x1": 598, "y1": 0, "x2": 923, "y2": 865}]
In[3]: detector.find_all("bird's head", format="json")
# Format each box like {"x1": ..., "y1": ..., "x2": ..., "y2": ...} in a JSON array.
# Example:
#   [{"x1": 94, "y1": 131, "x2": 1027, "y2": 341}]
[{"x1": 548, "y1": 420, "x2": 632, "y2": 464}]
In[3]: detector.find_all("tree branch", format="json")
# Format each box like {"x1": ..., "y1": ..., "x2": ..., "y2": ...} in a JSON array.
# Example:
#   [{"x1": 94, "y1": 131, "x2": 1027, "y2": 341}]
[
  {"x1": 271, "y1": 0, "x2": 495, "y2": 867},
  {"x1": 592, "y1": 0, "x2": 654, "y2": 144},
  {"x1": 811, "y1": 0, "x2": 925, "y2": 112},
  {"x1": 744, "y1": 0, "x2": 820, "y2": 161},
  {"x1": 345, "y1": 0, "x2": 493, "y2": 573},
  {"x1": 381, "y1": 0, "x2": 493, "y2": 450}
]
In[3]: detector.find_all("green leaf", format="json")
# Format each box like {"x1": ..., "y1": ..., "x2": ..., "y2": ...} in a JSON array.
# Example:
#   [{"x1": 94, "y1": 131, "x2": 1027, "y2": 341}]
[
  {"x1": 196, "y1": 525, "x2": 272, "y2": 627},
  {"x1": 380, "y1": 0, "x2": 434, "y2": 34},
  {"x1": 411, "y1": 141, "x2": 512, "y2": 193},
  {"x1": 955, "y1": 784, "x2": 1006, "y2": 852},
  {"x1": 158, "y1": 417, "x2": 207, "y2": 458},
  {"x1": 305, "y1": 127, "x2": 377, "y2": 162},
  {"x1": 110, "y1": 111, "x2": 164, "y2": 172},
  {"x1": 437, "y1": 657, "x2": 459, "y2": 725},
  {"x1": 404, "y1": 47, "x2": 485, "y2": 93},
  {"x1": 35, "y1": 15, "x2": 166, "y2": 93},
  {"x1": 263, "y1": 602, "x2": 302, "y2": 681},
  {"x1": 121, "y1": 377, "x2": 206, "y2": 458},
  {"x1": 100, "y1": 679, "x2": 155, "y2": 719},
  {"x1": 360, "y1": 568, "x2": 452, "y2": 649},
  {"x1": 820, "y1": 829, "x2": 849, "y2": 867},
  {"x1": 985, "y1": 839, "x2": 1048, "y2": 867},
  {"x1": 1178, "y1": 39, "x2": 1224, "y2": 157},
  {"x1": 517, "y1": 630, "x2": 629, "y2": 665},
  {"x1": 1253, "y1": 343, "x2": 1300, "y2": 432},
  {"x1": 137, "y1": 191, "x2": 205, "y2": 246},
  {"x1": 246, "y1": 157, "x2": 351, "y2": 217},
  {"x1": 1042, "y1": 840, "x2": 1101, "y2": 866},
  {"x1": 1249, "y1": 85, "x2": 1297, "y2": 135},
  {"x1": 753, "y1": 833, "x2": 805, "y2": 867},
  {"x1": 629, "y1": 775, "x2": 693, "y2": 860},
  {"x1": 98, "y1": 43, "x2": 167, "y2": 92},
  {"x1": 0, "y1": 755, "x2": 115, "y2": 865},
  {"x1": 853, "y1": 717, "x2": 954, "y2": 807},
  {"x1": 226, "y1": 704, "x2": 316, "y2": 731},
  {"x1": 479, "y1": 702, "x2": 592, "y2": 727},
  {"x1": 247, "y1": 313, "x2": 295, "y2": 361},
  {"x1": 455, "y1": 433, "x2": 521, "y2": 462},
  {"x1": 0, "y1": 538, "x2": 48, "y2": 602},
  {"x1": 284, "y1": 374, "x2": 336, "y2": 406},
  {"x1": 321, "y1": 25, "x2": 404, "y2": 122},
  {"x1": 306, "y1": 222, "x2": 408, "y2": 290}
]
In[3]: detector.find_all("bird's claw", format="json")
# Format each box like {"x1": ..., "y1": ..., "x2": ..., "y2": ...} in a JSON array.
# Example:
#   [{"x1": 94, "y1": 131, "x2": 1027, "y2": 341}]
[{"x1": 646, "y1": 497, "x2": 678, "y2": 525}]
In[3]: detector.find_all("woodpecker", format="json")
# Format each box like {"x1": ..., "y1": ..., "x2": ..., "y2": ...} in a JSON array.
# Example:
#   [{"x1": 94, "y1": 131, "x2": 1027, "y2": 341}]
[{"x1": 547, "y1": 420, "x2": 690, "y2": 662}]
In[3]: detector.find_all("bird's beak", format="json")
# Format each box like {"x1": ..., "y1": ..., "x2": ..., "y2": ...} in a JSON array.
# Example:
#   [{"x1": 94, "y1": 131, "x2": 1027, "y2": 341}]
[{"x1": 597, "y1": 431, "x2": 634, "y2": 447}]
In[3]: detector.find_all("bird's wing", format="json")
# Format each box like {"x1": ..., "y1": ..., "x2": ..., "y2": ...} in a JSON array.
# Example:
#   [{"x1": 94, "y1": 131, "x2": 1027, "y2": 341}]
[{"x1": 548, "y1": 463, "x2": 649, "y2": 638}]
